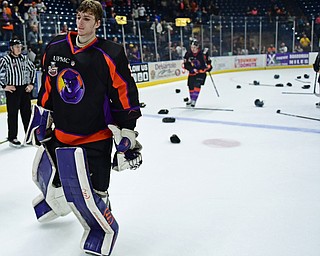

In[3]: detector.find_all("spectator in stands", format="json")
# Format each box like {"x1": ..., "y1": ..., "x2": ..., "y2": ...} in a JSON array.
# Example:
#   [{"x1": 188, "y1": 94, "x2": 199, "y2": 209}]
[
  {"x1": 128, "y1": 44, "x2": 141, "y2": 63},
  {"x1": 150, "y1": 17, "x2": 163, "y2": 46},
  {"x1": 201, "y1": 6, "x2": 209, "y2": 23},
  {"x1": 175, "y1": 41, "x2": 186, "y2": 59},
  {"x1": 137, "y1": 3, "x2": 146, "y2": 21},
  {"x1": 105, "y1": 0, "x2": 113, "y2": 16},
  {"x1": 294, "y1": 45, "x2": 303, "y2": 53},
  {"x1": 131, "y1": 3, "x2": 139, "y2": 20},
  {"x1": 36, "y1": 0, "x2": 46, "y2": 13},
  {"x1": 267, "y1": 44, "x2": 276, "y2": 54},
  {"x1": 279, "y1": 42, "x2": 288, "y2": 53},
  {"x1": 212, "y1": 3, "x2": 220, "y2": 16},
  {"x1": 2, "y1": 0, "x2": 14, "y2": 41},
  {"x1": 27, "y1": 1, "x2": 38, "y2": 27},
  {"x1": 212, "y1": 45, "x2": 219, "y2": 56},
  {"x1": 250, "y1": 7, "x2": 258, "y2": 16},
  {"x1": 99, "y1": 0, "x2": 107, "y2": 18},
  {"x1": 12, "y1": 5, "x2": 25, "y2": 39},
  {"x1": 145, "y1": 45, "x2": 155, "y2": 62},
  {"x1": 315, "y1": 13, "x2": 320, "y2": 37},
  {"x1": 60, "y1": 23, "x2": 68, "y2": 34},
  {"x1": 299, "y1": 33, "x2": 311, "y2": 52},
  {"x1": 112, "y1": 36, "x2": 118, "y2": 43},
  {"x1": 27, "y1": 24, "x2": 41, "y2": 61},
  {"x1": 245, "y1": 6, "x2": 251, "y2": 16}
]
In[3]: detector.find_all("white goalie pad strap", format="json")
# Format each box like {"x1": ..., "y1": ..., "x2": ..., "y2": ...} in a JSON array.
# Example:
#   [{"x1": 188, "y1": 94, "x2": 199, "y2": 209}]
[
  {"x1": 32, "y1": 146, "x2": 71, "y2": 218},
  {"x1": 32, "y1": 194, "x2": 59, "y2": 223}
]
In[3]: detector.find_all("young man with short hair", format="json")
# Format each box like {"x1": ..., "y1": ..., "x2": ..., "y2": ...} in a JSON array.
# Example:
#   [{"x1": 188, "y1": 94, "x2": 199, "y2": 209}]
[{"x1": 26, "y1": 0, "x2": 142, "y2": 255}]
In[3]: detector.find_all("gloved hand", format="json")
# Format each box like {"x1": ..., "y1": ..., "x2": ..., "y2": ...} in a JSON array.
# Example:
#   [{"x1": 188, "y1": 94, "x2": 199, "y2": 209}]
[{"x1": 108, "y1": 125, "x2": 142, "y2": 171}]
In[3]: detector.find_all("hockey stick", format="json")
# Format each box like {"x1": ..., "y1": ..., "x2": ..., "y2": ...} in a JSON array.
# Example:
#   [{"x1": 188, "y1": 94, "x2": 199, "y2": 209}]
[
  {"x1": 208, "y1": 72, "x2": 220, "y2": 97},
  {"x1": 249, "y1": 83, "x2": 284, "y2": 87},
  {"x1": 172, "y1": 106, "x2": 233, "y2": 111},
  {"x1": 282, "y1": 92, "x2": 314, "y2": 95},
  {"x1": 314, "y1": 72, "x2": 318, "y2": 94},
  {"x1": 294, "y1": 78, "x2": 311, "y2": 84},
  {"x1": 0, "y1": 139, "x2": 8, "y2": 144},
  {"x1": 276, "y1": 110, "x2": 320, "y2": 121}
]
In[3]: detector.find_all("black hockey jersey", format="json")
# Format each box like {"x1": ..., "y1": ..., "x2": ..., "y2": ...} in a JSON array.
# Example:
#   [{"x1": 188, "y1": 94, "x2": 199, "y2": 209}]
[
  {"x1": 38, "y1": 32, "x2": 141, "y2": 145},
  {"x1": 183, "y1": 48, "x2": 211, "y2": 76}
]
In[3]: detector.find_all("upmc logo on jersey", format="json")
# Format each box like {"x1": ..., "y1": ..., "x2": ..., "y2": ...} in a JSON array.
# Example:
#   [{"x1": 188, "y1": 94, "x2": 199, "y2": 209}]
[{"x1": 53, "y1": 55, "x2": 71, "y2": 63}]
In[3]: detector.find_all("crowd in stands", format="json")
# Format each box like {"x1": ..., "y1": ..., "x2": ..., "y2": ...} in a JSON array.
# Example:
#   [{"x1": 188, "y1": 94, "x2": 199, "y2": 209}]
[{"x1": 0, "y1": 0, "x2": 319, "y2": 64}]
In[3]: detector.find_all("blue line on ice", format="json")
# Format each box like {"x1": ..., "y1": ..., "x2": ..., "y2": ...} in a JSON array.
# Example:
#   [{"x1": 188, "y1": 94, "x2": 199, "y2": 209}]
[{"x1": 143, "y1": 114, "x2": 320, "y2": 134}]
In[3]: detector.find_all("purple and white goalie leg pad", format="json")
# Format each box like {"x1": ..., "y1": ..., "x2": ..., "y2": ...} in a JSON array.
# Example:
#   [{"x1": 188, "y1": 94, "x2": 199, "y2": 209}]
[
  {"x1": 32, "y1": 145, "x2": 71, "y2": 222},
  {"x1": 56, "y1": 147, "x2": 119, "y2": 256}
]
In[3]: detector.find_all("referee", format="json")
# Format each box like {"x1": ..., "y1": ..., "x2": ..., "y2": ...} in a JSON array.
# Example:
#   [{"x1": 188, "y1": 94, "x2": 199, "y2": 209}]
[{"x1": 0, "y1": 38, "x2": 36, "y2": 147}]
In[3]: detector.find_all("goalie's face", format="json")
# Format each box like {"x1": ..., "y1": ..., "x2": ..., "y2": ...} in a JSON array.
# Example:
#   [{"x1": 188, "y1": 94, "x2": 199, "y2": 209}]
[
  {"x1": 76, "y1": 11, "x2": 100, "y2": 37},
  {"x1": 191, "y1": 44, "x2": 199, "y2": 53}
]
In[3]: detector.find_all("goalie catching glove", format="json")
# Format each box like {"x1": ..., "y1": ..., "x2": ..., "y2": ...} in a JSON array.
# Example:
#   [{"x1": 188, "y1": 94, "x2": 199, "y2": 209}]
[{"x1": 108, "y1": 124, "x2": 142, "y2": 171}]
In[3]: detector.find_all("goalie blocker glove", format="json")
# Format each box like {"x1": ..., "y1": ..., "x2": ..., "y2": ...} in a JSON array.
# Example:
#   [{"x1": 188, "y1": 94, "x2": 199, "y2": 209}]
[
  {"x1": 108, "y1": 125, "x2": 142, "y2": 171},
  {"x1": 24, "y1": 105, "x2": 53, "y2": 146}
]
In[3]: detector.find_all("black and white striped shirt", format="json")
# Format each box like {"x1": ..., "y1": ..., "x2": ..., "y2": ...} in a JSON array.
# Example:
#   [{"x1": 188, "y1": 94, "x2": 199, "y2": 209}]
[{"x1": 0, "y1": 53, "x2": 36, "y2": 88}]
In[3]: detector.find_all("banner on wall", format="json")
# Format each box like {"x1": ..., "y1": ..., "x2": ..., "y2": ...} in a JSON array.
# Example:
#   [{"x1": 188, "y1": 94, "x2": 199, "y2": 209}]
[
  {"x1": 234, "y1": 56, "x2": 259, "y2": 68},
  {"x1": 148, "y1": 61, "x2": 187, "y2": 80},
  {"x1": 130, "y1": 63, "x2": 149, "y2": 83},
  {"x1": 266, "y1": 53, "x2": 309, "y2": 66}
]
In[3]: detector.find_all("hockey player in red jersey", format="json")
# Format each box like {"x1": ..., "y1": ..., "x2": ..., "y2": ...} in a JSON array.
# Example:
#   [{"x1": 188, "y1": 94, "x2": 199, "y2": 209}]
[
  {"x1": 183, "y1": 39, "x2": 212, "y2": 107},
  {"x1": 25, "y1": 0, "x2": 142, "y2": 255}
]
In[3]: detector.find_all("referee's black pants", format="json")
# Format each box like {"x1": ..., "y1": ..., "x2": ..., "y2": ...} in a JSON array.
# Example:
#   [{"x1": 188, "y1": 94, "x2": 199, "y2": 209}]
[{"x1": 5, "y1": 86, "x2": 32, "y2": 141}]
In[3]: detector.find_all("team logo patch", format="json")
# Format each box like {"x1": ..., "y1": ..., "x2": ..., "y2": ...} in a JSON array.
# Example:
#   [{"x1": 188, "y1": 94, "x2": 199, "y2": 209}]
[
  {"x1": 57, "y1": 69, "x2": 85, "y2": 104},
  {"x1": 48, "y1": 62, "x2": 58, "y2": 77}
]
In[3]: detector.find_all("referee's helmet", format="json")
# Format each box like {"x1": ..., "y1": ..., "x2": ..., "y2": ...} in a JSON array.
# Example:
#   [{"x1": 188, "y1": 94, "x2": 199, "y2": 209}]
[{"x1": 9, "y1": 38, "x2": 22, "y2": 47}]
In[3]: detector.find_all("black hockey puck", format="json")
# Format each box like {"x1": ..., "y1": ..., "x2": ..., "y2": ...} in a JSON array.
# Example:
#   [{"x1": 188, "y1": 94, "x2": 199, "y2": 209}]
[
  {"x1": 139, "y1": 102, "x2": 146, "y2": 108},
  {"x1": 302, "y1": 85, "x2": 310, "y2": 89},
  {"x1": 175, "y1": 89, "x2": 181, "y2": 93},
  {"x1": 275, "y1": 83, "x2": 284, "y2": 87},
  {"x1": 276, "y1": 109, "x2": 281, "y2": 113},
  {"x1": 274, "y1": 74, "x2": 280, "y2": 79},
  {"x1": 304, "y1": 74, "x2": 310, "y2": 79},
  {"x1": 254, "y1": 99, "x2": 264, "y2": 107},
  {"x1": 162, "y1": 117, "x2": 176, "y2": 123},
  {"x1": 158, "y1": 109, "x2": 169, "y2": 114},
  {"x1": 183, "y1": 97, "x2": 189, "y2": 102},
  {"x1": 170, "y1": 134, "x2": 181, "y2": 143},
  {"x1": 297, "y1": 76, "x2": 302, "y2": 79},
  {"x1": 236, "y1": 85, "x2": 241, "y2": 89},
  {"x1": 253, "y1": 80, "x2": 260, "y2": 85},
  {"x1": 286, "y1": 82, "x2": 292, "y2": 87}
]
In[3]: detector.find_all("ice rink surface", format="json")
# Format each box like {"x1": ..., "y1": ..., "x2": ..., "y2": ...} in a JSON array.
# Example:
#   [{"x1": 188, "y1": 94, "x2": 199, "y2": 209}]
[{"x1": 0, "y1": 68, "x2": 319, "y2": 256}]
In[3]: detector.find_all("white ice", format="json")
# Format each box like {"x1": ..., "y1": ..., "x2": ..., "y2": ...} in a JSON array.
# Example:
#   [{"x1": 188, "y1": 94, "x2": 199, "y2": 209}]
[{"x1": 0, "y1": 68, "x2": 319, "y2": 256}]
